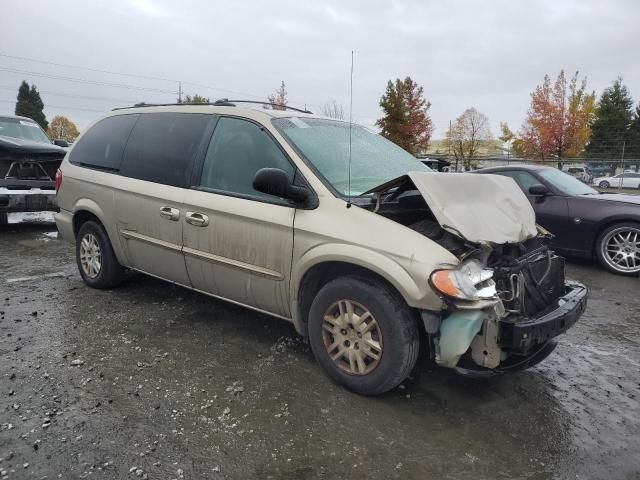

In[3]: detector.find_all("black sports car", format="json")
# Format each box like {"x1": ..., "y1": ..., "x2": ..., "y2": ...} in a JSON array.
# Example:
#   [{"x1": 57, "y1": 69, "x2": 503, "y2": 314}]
[{"x1": 476, "y1": 165, "x2": 640, "y2": 276}]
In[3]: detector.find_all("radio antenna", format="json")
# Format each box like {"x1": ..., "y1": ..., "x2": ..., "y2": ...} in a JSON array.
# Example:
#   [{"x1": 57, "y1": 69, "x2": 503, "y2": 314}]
[{"x1": 346, "y1": 50, "x2": 354, "y2": 208}]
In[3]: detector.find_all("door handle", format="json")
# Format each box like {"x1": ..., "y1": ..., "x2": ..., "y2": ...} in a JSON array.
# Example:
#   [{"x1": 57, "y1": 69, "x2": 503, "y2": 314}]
[
  {"x1": 159, "y1": 206, "x2": 180, "y2": 221},
  {"x1": 185, "y1": 211, "x2": 209, "y2": 227}
]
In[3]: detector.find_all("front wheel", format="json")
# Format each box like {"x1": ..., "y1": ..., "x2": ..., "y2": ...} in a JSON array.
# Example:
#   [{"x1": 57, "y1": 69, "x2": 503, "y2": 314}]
[
  {"x1": 76, "y1": 221, "x2": 125, "y2": 288},
  {"x1": 0, "y1": 211, "x2": 7, "y2": 226},
  {"x1": 308, "y1": 276, "x2": 419, "y2": 395},
  {"x1": 599, "y1": 181, "x2": 610, "y2": 188},
  {"x1": 595, "y1": 222, "x2": 640, "y2": 276}
]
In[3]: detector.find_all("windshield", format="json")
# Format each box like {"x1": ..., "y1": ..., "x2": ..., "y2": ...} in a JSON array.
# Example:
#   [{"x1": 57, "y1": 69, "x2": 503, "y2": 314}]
[
  {"x1": 539, "y1": 168, "x2": 598, "y2": 195},
  {"x1": 0, "y1": 117, "x2": 51, "y2": 144},
  {"x1": 272, "y1": 117, "x2": 431, "y2": 195}
]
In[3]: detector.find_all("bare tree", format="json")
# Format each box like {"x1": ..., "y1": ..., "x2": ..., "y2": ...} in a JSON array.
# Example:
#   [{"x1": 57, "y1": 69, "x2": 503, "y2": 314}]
[
  {"x1": 320, "y1": 99, "x2": 345, "y2": 120},
  {"x1": 445, "y1": 107, "x2": 493, "y2": 170},
  {"x1": 267, "y1": 81, "x2": 288, "y2": 110}
]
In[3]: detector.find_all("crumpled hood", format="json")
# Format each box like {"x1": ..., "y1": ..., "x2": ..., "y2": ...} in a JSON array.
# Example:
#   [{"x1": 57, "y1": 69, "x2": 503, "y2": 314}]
[{"x1": 366, "y1": 171, "x2": 538, "y2": 244}]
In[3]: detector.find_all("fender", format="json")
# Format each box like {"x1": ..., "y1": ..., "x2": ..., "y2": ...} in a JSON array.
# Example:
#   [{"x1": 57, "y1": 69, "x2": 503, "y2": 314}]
[{"x1": 291, "y1": 242, "x2": 445, "y2": 329}]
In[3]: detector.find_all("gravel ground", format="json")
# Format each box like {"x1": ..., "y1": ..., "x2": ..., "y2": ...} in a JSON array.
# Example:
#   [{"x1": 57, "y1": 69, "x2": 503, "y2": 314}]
[{"x1": 1, "y1": 213, "x2": 639, "y2": 480}]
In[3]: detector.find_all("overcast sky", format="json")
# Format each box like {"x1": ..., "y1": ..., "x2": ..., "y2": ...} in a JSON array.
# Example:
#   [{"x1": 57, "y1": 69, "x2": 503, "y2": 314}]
[{"x1": 1, "y1": 0, "x2": 639, "y2": 137}]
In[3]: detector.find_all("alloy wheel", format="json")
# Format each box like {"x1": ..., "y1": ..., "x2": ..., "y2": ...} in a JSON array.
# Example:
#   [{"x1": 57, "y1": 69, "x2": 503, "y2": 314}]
[
  {"x1": 601, "y1": 227, "x2": 640, "y2": 273},
  {"x1": 79, "y1": 233, "x2": 102, "y2": 278},
  {"x1": 321, "y1": 299, "x2": 383, "y2": 375}
]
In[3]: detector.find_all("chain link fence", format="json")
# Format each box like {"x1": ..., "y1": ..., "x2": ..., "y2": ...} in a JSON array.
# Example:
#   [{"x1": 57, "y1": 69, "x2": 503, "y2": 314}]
[{"x1": 417, "y1": 153, "x2": 640, "y2": 191}]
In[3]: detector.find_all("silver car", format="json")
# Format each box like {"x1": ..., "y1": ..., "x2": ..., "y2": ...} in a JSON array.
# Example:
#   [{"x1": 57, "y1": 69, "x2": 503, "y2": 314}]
[{"x1": 55, "y1": 102, "x2": 587, "y2": 395}]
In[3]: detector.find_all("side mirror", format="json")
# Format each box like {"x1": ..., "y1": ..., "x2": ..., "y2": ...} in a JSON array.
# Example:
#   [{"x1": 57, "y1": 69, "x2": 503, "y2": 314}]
[
  {"x1": 529, "y1": 184, "x2": 550, "y2": 196},
  {"x1": 54, "y1": 139, "x2": 69, "y2": 147},
  {"x1": 253, "y1": 168, "x2": 309, "y2": 204}
]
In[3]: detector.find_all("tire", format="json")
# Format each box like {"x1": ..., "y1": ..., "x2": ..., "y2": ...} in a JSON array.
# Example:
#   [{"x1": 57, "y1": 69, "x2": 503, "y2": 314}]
[
  {"x1": 599, "y1": 181, "x2": 610, "y2": 188},
  {"x1": 595, "y1": 222, "x2": 640, "y2": 276},
  {"x1": 76, "y1": 220, "x2": 125, "y2": 288},
  {"x1": 307, "y1": 276, "x2": 419, "y2": 395},
  {"x1": 0, "y1": 211, "x2": 7, "y2": 226}
]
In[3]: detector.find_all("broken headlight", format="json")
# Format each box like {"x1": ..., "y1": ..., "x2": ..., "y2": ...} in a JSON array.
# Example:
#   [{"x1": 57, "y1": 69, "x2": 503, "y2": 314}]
[{"x1": 430, "y1": 259, "x2": 497, "y2": 301}]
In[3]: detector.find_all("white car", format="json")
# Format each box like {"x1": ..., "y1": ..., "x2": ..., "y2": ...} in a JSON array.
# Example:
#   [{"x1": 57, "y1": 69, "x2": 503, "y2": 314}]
[{"x1": 595, "y1": 172, "x2": 640, "y2": 189}]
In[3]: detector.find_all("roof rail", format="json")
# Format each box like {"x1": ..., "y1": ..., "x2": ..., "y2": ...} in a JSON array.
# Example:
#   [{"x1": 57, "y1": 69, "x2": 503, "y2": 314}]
[{"x1": 112, "y1": 99, "x2": 312, "y2": 114}]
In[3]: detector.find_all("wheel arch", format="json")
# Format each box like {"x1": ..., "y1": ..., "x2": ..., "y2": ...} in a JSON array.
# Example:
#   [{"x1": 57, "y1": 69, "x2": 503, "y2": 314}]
[
  {"x1": 291, "y1": 248, "x2": 429, "y2": 336},
  {"x1": 72, "y1": 199, "x2": 127, "y2": 266},
  {"x1": 592, "y1": 217, "x2": 640, "y2": 255}
]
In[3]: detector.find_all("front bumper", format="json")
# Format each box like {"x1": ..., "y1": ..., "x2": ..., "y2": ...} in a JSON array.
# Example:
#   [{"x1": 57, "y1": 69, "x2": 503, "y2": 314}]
[
  {"x1": 498, "y1": 281, "x2": 587, "y2": 355},
  {"x1": 0, "y1": 187, "x2": 58, "y2": 212}
]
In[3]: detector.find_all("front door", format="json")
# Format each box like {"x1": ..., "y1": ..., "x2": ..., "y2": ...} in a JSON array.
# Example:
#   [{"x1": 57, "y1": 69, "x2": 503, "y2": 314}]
[{"x1": 182, "y1": 116, "x2": 297, "y2": 317}]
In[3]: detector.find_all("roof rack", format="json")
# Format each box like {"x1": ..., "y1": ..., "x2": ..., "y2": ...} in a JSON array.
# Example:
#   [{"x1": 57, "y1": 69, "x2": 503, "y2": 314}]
[{"x1": 112, "y1": 99, "x2": 312, "y2": 114}]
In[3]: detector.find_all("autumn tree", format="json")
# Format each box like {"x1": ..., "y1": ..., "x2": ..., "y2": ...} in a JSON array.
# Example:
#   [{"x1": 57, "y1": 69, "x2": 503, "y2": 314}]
[
  {"x1": 320, "y1": 99, "x2": 344, "y2": 120},
  {"x1": 47, "y1": 116, "x2": 80, "y2": 142},
  {"x1": 268, "y1": 81, "x2": 288, "y2": 110},
  {"x1": 518, "y1": 70, "x2": 595, "y2": 160},
  {"x1": 585, "y1": 78, "x2": 634, "y2": 158},
  {"x1": 376, "y1": 77, "x2": 433, "y2": 154},
  {"x1": 15, "y1": 81, "x2": 48, "y2": 130},
  {"x1": 444, "y1": 108, "x2": 493, "y2": 169},
  {"x1": 178, "y1": 93, "x2": 209, "y2": 104},
  {"x1": 499, "y1": 122, "x2": 526, "y2": 157}
]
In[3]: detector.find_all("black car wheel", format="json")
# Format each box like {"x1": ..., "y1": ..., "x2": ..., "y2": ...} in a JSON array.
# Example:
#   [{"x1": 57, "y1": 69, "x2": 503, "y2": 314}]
[
  {"x1": 308, "y1": 276, "x2": 419, "y2": 395},
  {"x1": 0, "y1": 211, "x2": 7, "y2": 226},
  {"x1": 599, "y1": 181, "x2": 610, "y2": 188},
  {"x1": 76, "y1": 221, "x2": 125, "y2": 288},
  {"x1": 596, "y1": 222, "x2": 640, "y2": 276}
]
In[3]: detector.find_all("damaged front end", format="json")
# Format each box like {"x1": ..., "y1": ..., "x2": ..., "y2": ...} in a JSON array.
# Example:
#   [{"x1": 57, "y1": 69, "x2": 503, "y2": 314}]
[{"x1": 364, "y1": 171, "x2": 588, "y2": 374}]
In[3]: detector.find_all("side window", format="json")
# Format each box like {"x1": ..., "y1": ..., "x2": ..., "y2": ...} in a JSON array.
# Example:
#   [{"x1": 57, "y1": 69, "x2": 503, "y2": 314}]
[
  {"x1": 69, "y1": 114, "x2": 139, "y2": 170},
  {"x1": 199, "y1": 117, "x2": 295, "y2": 199},
  {"x1": 120, "y1": 113, "x2": 212, "y2": 188},
  {"x1": 496, "y1": 171, "x2": 540, "y2": 193}
]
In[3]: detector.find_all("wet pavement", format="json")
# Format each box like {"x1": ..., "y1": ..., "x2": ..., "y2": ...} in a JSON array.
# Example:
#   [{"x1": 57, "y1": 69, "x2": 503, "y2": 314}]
[{"x1": 1, "y1": 213, "x2": 639, "y2": 480}]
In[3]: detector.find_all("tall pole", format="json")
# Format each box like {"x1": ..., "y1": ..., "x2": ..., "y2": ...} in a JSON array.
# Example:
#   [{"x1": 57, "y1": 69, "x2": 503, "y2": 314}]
[
  {"x1": 178, "y1": 82, "x2": 182, "y2": 104},
  {"x1": 619, "y1": 140, "x2": 626, "y2": 190}
]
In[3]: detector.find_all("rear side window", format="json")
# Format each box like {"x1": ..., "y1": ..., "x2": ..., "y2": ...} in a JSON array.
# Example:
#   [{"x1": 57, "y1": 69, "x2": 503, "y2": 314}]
[
  {"x1": 69, "y1": 114, "x2": 139, "y2": 170},
  {"x1": 120, "y1": 113, "x2": 212, "y2": 188}
]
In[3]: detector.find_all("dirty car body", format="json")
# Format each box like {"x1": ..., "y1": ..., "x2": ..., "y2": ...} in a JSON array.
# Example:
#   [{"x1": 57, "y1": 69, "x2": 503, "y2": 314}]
[
  {"x1": 0, "y1": 115, "x2": 66, "y2": 222},
  {"x1": 55, "y1": 106, "x2": 586, "y2": 394}
]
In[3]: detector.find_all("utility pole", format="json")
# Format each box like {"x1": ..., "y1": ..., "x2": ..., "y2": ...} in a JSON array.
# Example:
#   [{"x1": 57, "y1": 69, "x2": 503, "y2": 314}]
[
  {"x1": 178, "y1": 82, "x2": 182, "y2": 104},
  {"x1": 619, "y1": 140, "x2": 626, "y2": 190}
]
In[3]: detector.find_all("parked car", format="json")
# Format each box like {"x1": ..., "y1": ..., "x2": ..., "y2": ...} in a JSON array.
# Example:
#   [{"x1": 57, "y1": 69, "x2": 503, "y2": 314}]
[
  {"x1": 55, "y1": 103, "x2": 587, "y2": 394},
  {"x1": 0, "y1": 115, "x2": 68, "y2": 225},
  {"x1": 595, "y1": 172, "x2": 640, "y2": 189},
  {"x1": 562, "y1": 165, "x2": 593, "y2": 184},
  {"x1": 476, "y1": 165, "x2": 640, "y2": 275}
]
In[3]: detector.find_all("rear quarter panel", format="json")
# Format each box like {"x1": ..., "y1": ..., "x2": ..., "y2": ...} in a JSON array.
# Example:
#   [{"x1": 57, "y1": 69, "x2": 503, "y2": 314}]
[{"x1": 56, "y1": 160, "x2": 128, "y2": 266}]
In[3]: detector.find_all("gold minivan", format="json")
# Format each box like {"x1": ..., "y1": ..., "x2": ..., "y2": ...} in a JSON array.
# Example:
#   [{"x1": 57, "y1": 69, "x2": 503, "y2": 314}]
[{"x1": 55, "y1": 102, "x2": 587, "y2": 395}]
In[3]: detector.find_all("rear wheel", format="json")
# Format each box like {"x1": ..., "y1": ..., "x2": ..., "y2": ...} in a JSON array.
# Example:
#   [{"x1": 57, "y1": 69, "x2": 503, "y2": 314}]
[
  {"x1": 308, "y1": 276, "x2": 419, "y2": 395},
  {"x1": 76, "y1": 221, "x2": 125, "y2": 288},
  {"x1": 0, "y1": 211, "x2": 7, "y2": 226},
  {"x1": 595, "y1": 222, "x2": 640, "y2": 276},
  {"x1": 599, "y1": 181, "x2": 610, "y2": 188}
]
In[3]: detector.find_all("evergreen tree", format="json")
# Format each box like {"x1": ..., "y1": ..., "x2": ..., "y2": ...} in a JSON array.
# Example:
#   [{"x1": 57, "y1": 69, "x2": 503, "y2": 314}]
[
  {"x1": 586, "y1": 78, "x2": 633, "y2": 158},
  {"x1": 376, "y1": 77, "x2": 433, "y2": 154},
  {"x1": 627, "y1": 103, "x2": 640, "y2": 159},
  {"x1": 15, "y1": 81, "x2": 48, "y2": 130}
]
